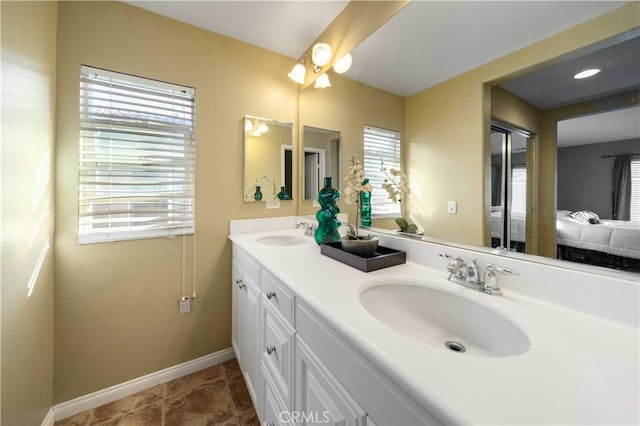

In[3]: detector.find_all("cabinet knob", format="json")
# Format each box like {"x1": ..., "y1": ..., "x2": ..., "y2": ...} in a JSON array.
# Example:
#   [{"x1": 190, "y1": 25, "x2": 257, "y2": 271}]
[
  {"x1": 235, "y1": 279, "x2": 245, "y2": 289},
  {"x1": 266, "y1": 291, "x2": 276, "y2": 300},
  {"x1": 266, "y1": 345, "x2": 276, "y2": 355},
  {"x1": 266, "y1": 423, "x2": 275, "y2": 426}
]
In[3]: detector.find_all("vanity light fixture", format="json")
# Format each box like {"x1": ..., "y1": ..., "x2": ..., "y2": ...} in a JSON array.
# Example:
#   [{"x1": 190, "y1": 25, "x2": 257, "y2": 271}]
[
  {"x1": 574, "y1": 68, "x2": 601, "y2": 79},
  {"x1": 288, "y1": 62, "x2": 306, "y2": 84},
  {"x1": 311, "y1": 42, "x2": 332, "y2": 71},
  {"x1": 245, "y1": 118, "x2": 269, "y2": 136},
  {"x1": 333, "y1": 53, "x2": 352, "y2": 74},
  {"x1": 314, "y1": 73, "x2": 332, "y2": 88}
]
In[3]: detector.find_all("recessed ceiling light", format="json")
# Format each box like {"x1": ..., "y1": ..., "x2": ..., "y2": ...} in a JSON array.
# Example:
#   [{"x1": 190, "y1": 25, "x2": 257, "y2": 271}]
[{"x1": 574, "y1": 68, "x2": 601, "y2": 79}]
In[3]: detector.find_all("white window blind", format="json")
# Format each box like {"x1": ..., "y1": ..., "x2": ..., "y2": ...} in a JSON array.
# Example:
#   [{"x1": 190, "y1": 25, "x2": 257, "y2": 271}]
[
  {"x1": 363, "y1": 125, "x2": 401, "y2": 216},
  {"x1": 510, "y1": 166, "x2": 527, "y2": 215},
  {"x1": 631, "y1": 158, "x2": 640, "y2": 222},
  {"x1": 78, "y1": 65, "x2": 195, "y2": 244}
]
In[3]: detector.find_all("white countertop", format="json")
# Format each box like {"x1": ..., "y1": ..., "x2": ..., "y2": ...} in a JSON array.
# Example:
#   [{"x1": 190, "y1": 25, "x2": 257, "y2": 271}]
[{"x1": 229, "y1": 226, "x2": 639, "y2": 425}]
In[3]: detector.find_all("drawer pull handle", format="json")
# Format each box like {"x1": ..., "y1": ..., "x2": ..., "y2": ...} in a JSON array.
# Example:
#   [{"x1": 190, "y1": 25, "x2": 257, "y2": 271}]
[
  {"x1": 266, "y1": 291, "x2": 276, "y2": 300},
  {"x1": 266, "y1": 345, "x2": 276, "y2": 355}
]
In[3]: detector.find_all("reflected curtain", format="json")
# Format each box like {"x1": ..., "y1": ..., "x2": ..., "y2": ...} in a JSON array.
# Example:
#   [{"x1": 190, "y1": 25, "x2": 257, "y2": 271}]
[
  {"x1": 612, "y1": 155, "x2": 631, "y2": 220},
  {"x1": 491, "y1": 165, "x2": 501, "y2": 206}
]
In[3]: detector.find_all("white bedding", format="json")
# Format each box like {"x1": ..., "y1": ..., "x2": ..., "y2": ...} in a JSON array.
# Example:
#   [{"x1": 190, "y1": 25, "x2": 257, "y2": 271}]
[
  {"x1": 490, "y1": 209, "x2": 640, "y2": 259},
  {"x1": 556, "y1": 210, "x2": 640, "y2": 260}
]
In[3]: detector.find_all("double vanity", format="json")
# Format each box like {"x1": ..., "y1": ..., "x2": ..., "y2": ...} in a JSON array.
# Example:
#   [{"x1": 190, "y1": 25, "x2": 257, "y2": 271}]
[{"x1": 229, "y1": 216, "x2": 639, "y2": 425}]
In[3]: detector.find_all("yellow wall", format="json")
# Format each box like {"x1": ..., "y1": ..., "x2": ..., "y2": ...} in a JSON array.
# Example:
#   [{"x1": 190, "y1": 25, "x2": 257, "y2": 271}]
[
  {"x1": 490, "y1": 86, "x2": 542, "y2": 253},
  {"x1": 406, "y1": 2, "x2": 639, "y2": 247},
  {"x1": 298, "y1": 72, "x2": 404, "y2": 221},
  {"x1": 54, "y1": 1, "x2": 298, "y2": 402},
  {"x1": 1, "y1": 1, "x2": 57, "y2": 424}
]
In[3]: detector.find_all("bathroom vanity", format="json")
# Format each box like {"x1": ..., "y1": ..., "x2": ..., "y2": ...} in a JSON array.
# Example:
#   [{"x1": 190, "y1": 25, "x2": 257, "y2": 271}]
[{"x1": 229, "y1": 217, "x2": 639, "y2": 425}]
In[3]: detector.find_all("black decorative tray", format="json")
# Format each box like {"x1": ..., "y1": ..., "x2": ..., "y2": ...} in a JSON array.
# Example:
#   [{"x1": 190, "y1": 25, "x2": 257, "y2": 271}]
[{"x1": 320, "y1": 242, "x2": 406, "y2": 272}]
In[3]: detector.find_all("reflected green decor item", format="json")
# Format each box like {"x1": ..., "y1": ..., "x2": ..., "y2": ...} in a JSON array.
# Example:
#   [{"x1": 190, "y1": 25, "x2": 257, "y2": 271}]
[
  {"x1": 359, "y1": 179, "x2": 372, "y2": 228},
  {"x1": 277, "y1": 186, "x2": 290, "y2": 200},
  {"x1": 314, "y1": 177, "x2": 341, "y2": 245},
  {"x1": 254, "y1": 185, "x2": 263, "y2": 201}
]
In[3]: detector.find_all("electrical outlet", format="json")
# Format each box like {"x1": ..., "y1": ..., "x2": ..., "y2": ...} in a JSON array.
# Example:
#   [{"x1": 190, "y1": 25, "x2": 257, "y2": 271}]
[
  {"x1": 448, "y1": 201, "x2": 457, "y2": 214},
  {"x1": 179, "y1": 297, "x2": 190, "y2": 313},
  {"x1": 266, "y1": 200, "x2": 280, "y2": 209}
]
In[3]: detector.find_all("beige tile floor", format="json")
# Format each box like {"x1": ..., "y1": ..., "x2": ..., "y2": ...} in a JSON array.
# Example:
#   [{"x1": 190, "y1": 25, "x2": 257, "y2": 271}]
[{"x1": 55, "y1": 359, "x2": 259, "y2": 426}]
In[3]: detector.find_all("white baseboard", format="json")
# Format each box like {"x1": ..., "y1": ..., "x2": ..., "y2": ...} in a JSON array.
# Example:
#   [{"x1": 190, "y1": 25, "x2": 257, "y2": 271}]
[
  {"x1": 52, "y1": 347, "x2": 235, "y2": 422},
  {"x1": 41, "y1": 407, "x2": 55, "y2": 426}
]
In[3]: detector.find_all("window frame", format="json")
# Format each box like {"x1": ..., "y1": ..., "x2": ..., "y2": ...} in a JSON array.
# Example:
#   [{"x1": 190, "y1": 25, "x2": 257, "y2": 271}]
[
  {"x1": 630, "y1": 157, "x2": 640, "y2": 222},
  {"x1": 78, "y1": 65, "x2": 195, "y2": 244},
  {"x1": 363, "y1": 125, "x2": 402, "y2": 217}
]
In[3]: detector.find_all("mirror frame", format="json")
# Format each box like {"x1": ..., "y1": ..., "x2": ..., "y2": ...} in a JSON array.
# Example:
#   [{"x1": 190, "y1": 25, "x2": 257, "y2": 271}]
[{"x1": 243, "y1": 114, "x2": 294, "y2": 203}]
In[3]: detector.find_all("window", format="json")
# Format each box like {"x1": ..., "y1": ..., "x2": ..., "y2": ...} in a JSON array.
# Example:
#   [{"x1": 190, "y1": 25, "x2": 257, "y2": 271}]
[
  {"x1": 78, "y1": 65, "x2": 195, "y2": 244},
  {"x1": 631, "y1": 158, "x2": 640, "y2": 222},
  {"x1": 510, "y1": 166, "x2": 527, "y2": 215},
  {"x1": 363, "y1": 125, "x2": 401, "y2": 216}
]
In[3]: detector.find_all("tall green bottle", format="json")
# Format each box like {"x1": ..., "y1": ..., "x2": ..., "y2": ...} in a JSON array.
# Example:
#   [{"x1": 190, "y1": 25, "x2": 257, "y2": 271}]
[
  {"x1": 314, "y1": 177, "x2": 341, "y2": 245},
  {"x1": 359, "y1": 179, "x2": 372, "y2": 227}
]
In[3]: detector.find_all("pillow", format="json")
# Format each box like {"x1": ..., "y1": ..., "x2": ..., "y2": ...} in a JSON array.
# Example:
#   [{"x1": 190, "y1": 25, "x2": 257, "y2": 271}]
[{"x1": 569, "y1": 210, "x2": 600, "y2": 224}]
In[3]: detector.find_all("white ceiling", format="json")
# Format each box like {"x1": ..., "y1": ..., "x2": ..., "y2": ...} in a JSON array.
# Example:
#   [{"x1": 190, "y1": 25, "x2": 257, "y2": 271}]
[
  {"x1": 500, "y1": 35, "x2": 640, "y2": 110},
  {"x1": 125, "y1": 1, "x2": 628, "y2": 97},
  {"x1": 125, "y1": 1, "x2": 348, "y2": 59},
  {"x1": 126, "y1": 1, "x2": 638, "y2": 149},
  {"x1": 557, "y1": 105, "x2": 640, "y2": 147},
  {"x1": 342, "y1": 1, "x2": 627, "y2": 97}
]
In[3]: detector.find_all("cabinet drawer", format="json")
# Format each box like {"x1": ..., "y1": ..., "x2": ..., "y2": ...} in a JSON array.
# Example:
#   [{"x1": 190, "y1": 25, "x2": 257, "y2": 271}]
[
  {"x1": 261, "y1": 270, "x2": 294, "y2": 325},
  {"x1": 262, "y1": 300, "x2": 294, "y2": 407},
  {"x1": 233, "y1": 246, "x2": 261, "y2": 285}
]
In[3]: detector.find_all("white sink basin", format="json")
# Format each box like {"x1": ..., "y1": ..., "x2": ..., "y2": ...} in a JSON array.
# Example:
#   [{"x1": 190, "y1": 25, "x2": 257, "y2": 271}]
[
  {"x1": 360, "y1": 281, "x2": 529, "y2": 357},
  {"x1": 255, "y1": 235, "x2": 307, "y2": 246}
]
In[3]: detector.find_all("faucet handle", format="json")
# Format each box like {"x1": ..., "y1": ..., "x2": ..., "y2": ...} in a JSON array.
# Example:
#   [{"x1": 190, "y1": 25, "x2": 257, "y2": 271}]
[
  {"x1": 439, "y1": 253, "x2": 467, "y2": 281},
  {"x1": 485, "y1": 264, "x2": 518, "y2": 276},
  {"x1": 482, "y1": 264, "x2": 518, "y2": 295}
]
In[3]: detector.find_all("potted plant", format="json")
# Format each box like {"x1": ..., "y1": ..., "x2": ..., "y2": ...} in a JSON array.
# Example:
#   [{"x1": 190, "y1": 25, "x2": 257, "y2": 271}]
[
  {"x1": 380, "y1": 160, "x2": 421, "y2": 234},
  {"x1": 342, "y1": 155, "x2": 379, "y2": 257}
]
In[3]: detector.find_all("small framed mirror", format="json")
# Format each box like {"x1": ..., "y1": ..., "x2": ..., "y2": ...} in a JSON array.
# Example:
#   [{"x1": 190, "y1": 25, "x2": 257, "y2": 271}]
[
  {"x1": 243, "y1": 115, "x2": 294, "y2": 202},
  {"x1": 302, "y1": 126, "x2": 341, "y2": 200}
]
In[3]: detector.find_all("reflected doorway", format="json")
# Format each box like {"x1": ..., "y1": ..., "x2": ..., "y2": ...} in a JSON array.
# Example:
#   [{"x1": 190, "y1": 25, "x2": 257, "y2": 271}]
[{"x1": 490, "y1": 123, "x2": 530, "y2": 252}]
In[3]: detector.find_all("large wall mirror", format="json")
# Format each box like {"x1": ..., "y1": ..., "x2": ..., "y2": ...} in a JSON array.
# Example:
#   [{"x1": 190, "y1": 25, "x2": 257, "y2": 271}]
[
  {"x1": 243, "y1": 115, "x2": 294, "y2": 202},
  {"x1": 302, "y1": 126, "x2": 341, "y2": 200},
  {"x1": 295, "y1": 4, "x2": 638, "y2": 276},
  {"x1": 491, "y1": 33, "x2": 640, "y2": 272}
]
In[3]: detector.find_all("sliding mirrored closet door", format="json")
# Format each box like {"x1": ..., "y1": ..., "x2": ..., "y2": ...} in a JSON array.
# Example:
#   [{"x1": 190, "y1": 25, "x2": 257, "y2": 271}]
[{"x1": 490, "y1": 123, "x2": 530, "y2": 252}]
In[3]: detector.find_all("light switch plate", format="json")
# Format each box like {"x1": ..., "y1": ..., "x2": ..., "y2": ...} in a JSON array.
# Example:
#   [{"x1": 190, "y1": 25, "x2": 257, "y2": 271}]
[
  {"x1": 266, "y1": 200, "x2": 280, "y2": 209},
  {"x1": 448, "y1": 201, "x2": 457, "y2": 214}
]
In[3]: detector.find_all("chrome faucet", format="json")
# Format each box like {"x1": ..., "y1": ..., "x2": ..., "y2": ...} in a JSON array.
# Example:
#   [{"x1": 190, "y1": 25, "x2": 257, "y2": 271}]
[
  {"x1": 439, "y1": 253, "x2": 518, "y2": 295},
  {"x1": 296, "y1": 222, "x2": 316, "y2": 237}
]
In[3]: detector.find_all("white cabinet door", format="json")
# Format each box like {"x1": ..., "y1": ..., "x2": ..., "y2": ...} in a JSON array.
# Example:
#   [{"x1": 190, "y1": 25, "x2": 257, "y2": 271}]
[
  {"x1": 232, "y1": 255, "x2": 262, "y2": 416},
  {"x1": 231, "y1": 263, "x2": 246, "y2": 369},
  {"x1": 295, "y1": 337, "x2": 367, "y2": 426},
  {"x1": 244, "y1": 275, "x2": 261, "y2": 407}
]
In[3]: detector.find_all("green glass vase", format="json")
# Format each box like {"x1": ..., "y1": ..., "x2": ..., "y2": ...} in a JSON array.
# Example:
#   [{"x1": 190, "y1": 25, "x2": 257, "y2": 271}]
[
  {"x1": 359, "y1": 179, "x2": 372, "y2": 227},
  {"x1": 314, "y1": 177, "x2": 341, "y2": 245},
  {"x1": 253, "y1": 185, "x2": 263, "y2": 201},
  {"x1": 277, "y1": 186, "x2": 290, "y2": 200}
]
